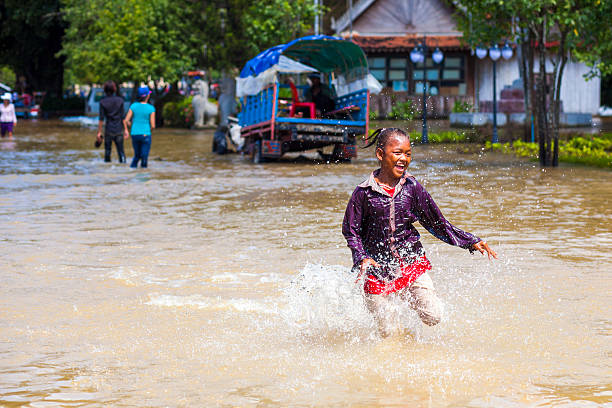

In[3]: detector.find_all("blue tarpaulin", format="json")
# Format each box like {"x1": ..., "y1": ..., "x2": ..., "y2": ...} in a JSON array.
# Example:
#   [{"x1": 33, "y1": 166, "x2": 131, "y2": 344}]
[
  {"x1": 237, "y1": 35, "x2": 379, "y2": 97},
  {"x1": 239, "y1": 35, "x2": 367, "y2": 79}
]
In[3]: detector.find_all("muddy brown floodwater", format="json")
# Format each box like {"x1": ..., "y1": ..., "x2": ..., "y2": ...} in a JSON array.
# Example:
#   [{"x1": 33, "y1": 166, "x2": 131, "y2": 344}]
[{"x1": 1, "y1": 120, "x2": 610, "y2": 407}]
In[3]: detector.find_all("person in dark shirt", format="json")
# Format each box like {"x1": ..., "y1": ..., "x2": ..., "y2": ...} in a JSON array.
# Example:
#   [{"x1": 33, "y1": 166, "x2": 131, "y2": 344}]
[
  {"x1": 97, "y1": 81, "x2": 126, "y2": 163},
  {"x1": 306, "y1": 73, "x2": 335, "y2": 116}
]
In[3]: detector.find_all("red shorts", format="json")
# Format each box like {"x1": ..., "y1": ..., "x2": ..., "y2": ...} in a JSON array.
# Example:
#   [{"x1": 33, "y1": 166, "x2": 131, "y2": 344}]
[{"x1": 364, "y1": 256, "x2": 432, "y2": 296}]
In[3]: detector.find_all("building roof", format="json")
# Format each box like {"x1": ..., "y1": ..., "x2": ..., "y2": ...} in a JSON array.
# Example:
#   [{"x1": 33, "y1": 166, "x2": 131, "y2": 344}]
[
  {"x1": 332, "y1": 0, "x2": 376, "y2": 34},
  {"x1": 348, "y1": 34, "x2": 467, "y2": 52}
]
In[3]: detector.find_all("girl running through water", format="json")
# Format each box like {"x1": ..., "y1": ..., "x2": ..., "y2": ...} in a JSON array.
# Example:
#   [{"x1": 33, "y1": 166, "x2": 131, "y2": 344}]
[{"x1": 342, "y1": 128, "x2": 497, "y2": 337}]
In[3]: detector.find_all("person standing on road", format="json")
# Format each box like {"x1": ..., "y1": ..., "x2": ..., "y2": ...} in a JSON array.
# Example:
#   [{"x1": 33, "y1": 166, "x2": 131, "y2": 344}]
[
  {"x1": 0, "y1": 93, "x2": 17, "y2": 140},
  {"x1": 123, "y1": 86, "x2": 155, "y2": 168},
  {"x1": 97, "y1": 81, "x2": 126, "y2": 162}
]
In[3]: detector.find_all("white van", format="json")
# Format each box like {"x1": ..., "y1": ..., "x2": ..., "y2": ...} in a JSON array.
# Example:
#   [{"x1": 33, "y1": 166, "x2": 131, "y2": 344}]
[{"x1": 86, "y1": 87, "x2": 132, "y2": 116}]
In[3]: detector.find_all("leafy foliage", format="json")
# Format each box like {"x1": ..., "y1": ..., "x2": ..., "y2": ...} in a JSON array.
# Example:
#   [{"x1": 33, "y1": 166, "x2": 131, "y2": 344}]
[
  {"x1": 389, "y1": 100, "x2": 417, "y2": 121},
  {"x1": 452, "y1": 0, "x2": 612, "y2": 166},
  {"x1": 367, "y1": 128, "x2": 470, "y2": 144},
  {"x1": 486, "y1": 134, "x2": 612, "y2": 168},
  {"x1": 195, "y1": 0, "x2": 322, "y2": 70},
  {"x1": 451, "y1": 100, "x2": 473, "y2": 113},
  {"x1": 162, "y1": 96, "x2": 194, "y2": 128},
  {"x1": 61, "y1": 0, "x2": 321, "y2": 88},
  {"x1": 0, "y1": 0, "x2": 66, "y2": 93},
  {"x1": 411, "y1": 130, "x2": 470, "y2": 144},
  {"x1": 61, "y1": 0, "x2": 199, "y2": 84}
]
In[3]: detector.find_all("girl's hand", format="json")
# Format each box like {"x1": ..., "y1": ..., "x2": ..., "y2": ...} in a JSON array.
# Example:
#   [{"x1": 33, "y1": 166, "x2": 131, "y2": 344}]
[
  {"x1": 360, "y1": 258, "x2": 380, "y2": 274},
  {"x1": 124, "y1": 129, "x2": 130, "y2": 140},
  {"x1": 355, "y1": 258, "x2": 380, "y2": 284},
  {"x1": 472, "y1": 241, "x2": 498, "y2": 260}
]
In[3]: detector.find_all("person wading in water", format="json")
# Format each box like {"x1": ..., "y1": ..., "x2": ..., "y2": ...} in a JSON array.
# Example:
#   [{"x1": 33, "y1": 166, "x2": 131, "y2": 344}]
[
  {"x1": 123, "y1": 87, "x2": 156, "y2": 168},
  {"x1": 342, "y1": 127, "x2": 497, "y2": 337},
  {"x1": 97, "y1": 81, "x2": 126, "y2": 162}
]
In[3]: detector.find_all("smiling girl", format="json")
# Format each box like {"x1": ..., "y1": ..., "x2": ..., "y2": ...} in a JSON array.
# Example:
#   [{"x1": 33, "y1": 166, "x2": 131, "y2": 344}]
[{"x1": 342, "y1": 128, "x2": 497, "y2": 337}]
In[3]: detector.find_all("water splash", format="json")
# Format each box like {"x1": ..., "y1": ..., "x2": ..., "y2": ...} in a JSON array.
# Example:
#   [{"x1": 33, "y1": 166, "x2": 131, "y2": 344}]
[{"x1": 281, "y1": 263, "x2": 374, "y2": 337}]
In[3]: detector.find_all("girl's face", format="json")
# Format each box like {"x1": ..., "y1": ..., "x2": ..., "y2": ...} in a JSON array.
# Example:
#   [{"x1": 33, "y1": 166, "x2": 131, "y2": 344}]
[{"x1": 376, "y1": 134, "x2": 411, "y2": 179}]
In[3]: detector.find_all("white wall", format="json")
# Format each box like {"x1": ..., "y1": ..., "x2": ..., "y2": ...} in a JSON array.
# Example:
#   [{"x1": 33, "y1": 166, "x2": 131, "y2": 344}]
[
  {"x1": 558, "y1": 62, "x2": 600, "y2": 114},
  {"x1": 476, "y1": 58, "x2": 519, "y2": 105},
  {"x1": 477, "y1": 56, "x2": 601, "y2": 114}
]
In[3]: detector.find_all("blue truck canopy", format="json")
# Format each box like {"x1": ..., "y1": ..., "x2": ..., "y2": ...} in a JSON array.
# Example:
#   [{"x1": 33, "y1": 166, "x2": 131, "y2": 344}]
[{"x1": 237, "y1": 35, "x2": 372, "y2": 97}]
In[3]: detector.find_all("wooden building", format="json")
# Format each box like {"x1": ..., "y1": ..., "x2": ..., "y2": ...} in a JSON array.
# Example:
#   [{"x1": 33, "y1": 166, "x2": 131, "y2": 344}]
[{"x1": 331, "y1": 0, "x2": 601, "y2": 118}]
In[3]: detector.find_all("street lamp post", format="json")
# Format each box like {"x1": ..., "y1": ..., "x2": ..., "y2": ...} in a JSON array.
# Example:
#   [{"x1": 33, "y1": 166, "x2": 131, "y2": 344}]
[
  {"x1": 476, "y1": 42, "x2": 513, "y2": 144},
  {"x1": 410, "y1": 39, "x2": 444, "y2": 144}
]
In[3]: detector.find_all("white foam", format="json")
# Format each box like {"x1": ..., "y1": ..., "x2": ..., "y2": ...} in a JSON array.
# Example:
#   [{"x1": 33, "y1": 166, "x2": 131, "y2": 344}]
[
  {"x1": 145, "y1": 294, "x2": 278, "y2": 314},
  {"x1": 280, "y1": 263, "x2": 377, "y2": 335}
]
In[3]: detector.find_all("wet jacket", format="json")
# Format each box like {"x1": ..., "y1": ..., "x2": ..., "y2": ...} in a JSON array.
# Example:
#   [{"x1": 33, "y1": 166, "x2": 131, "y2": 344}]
[{"x1": 342, "y1": 170, "x2": 480, "y2": 275}]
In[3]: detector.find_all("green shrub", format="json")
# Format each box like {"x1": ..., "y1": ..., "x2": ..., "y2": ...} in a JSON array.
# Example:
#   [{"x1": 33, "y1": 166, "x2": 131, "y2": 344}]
[
  {"x1": 427, "y1": 130, "x2": 468, "y2": 143},
  {"x1": 163, "y1": 96, "x2": 193, "y2": 128},
  {"x1": 486, "y1": 136, "x2": 612, "y2": 168},
  {"x1": 389, "y1": 100, "x2": 417, "y2": 120},
  {"x1": 369, "y1": 110, "x2": 378, "y2": 121},
  {"x1": 366, "y1": 129, "x2": 468, "y2": 144},
  {"x1": 451, "y1": 100, "x2": 473, "y2": 113}
]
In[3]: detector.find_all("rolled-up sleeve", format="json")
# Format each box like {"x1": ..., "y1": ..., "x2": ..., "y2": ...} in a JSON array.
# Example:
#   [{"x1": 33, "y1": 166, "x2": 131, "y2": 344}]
[
  {"x1": 342, "y1": 188, "x2": 368, "y2": 267},
  {"x1": 412, "y1": 180, "x2": 480, "y2": 250}
]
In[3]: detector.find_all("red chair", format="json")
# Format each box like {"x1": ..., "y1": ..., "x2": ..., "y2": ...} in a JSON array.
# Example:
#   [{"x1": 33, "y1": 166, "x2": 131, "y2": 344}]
[{"x1": 288, "y1": 80, "x2": 315, "y2": 119}]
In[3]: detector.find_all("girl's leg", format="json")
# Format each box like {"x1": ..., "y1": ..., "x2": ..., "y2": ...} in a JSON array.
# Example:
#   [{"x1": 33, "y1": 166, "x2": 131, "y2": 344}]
[
  {"x1": 365, "y1": 293, "x2": 401, "y2": 337},
  {"x1": 400, "y1": 272, "x2": 443, "y2": 326},
  {"x1": 140, "y1": 135, "x2": 151, "y2": 168},
  {"x1": 130, "y1": 135, "x2": 142, "y2": 168}
]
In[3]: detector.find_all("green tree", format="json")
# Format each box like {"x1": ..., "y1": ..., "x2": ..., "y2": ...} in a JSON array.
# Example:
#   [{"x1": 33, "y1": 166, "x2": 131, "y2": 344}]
[
  {"x1": 453, "y1": 0, "x2": 612, "y2": 167},
  {"x1": 195, "y1": 0, "x2": 322, "y2": 70},
  {"x1": 0, "y1": 66, "x2": 15, "y2": 87},
  {"x1": 0, "y1": 0, "x2": 66, "y2": 94},
  {"x1": 61, "y1": 0, "x2": 200, "y2": 85}
]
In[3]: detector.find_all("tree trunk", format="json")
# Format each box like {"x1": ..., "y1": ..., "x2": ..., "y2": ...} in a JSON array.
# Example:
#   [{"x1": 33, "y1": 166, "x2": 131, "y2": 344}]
[
  {"x1": 518, "y1": 33, "x2": 533, "y2": 143},
  {"x1": 551, "y1": 34, "x2": 568, "y2": 167},
  {"x1": 535, "y1": 22, "x2": 550, "y2": 166},
  {"x1": 528, "y1": 31, "x2": 537, "y2": 144},
  {"x1": 549, "y1": 41, "x2": 560, "y2": 168}
]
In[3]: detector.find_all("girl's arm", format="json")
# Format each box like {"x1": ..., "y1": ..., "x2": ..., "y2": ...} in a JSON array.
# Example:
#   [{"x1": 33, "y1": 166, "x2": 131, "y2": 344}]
[
  {"x1": 150, "y1": 111, "x2": 156, "y2": 131},
  {"x1": 342, "y1": 188, "x2": 371, "y2": 268},
  {"x1": 123, "y1": 109, "x2": 133, "y2": 139},
  {"x1": 11, "y1": 104, "x2": 17, "y2": 124},
  {"x1": 412, "y1": 179, "x2": 482, "y2": 250}
]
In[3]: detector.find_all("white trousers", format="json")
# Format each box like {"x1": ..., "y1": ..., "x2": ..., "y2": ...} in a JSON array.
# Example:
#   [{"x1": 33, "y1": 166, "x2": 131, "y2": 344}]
[{"x1": 364, "y1": 272, "x2": 443, "y2": 337}]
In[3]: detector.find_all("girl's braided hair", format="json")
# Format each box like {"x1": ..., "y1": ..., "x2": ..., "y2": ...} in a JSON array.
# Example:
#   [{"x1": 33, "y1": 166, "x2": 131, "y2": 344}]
[{"x1": 362, "y1": 128, "x2": 410, "y2": 150}]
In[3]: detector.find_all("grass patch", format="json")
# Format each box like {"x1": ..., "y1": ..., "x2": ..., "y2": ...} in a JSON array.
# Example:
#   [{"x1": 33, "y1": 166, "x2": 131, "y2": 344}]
[
  {"x1": 367, "y1": 129, "x2": 471, "y2": 144},
  {"x1": 486, "y1": 133, "x2": 612, "y2": 168}
]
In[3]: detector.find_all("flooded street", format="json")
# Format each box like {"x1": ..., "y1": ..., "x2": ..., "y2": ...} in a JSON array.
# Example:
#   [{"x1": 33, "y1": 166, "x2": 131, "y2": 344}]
[{"x1": 1, "y1": 120, "x2": 610, "y2": 407}]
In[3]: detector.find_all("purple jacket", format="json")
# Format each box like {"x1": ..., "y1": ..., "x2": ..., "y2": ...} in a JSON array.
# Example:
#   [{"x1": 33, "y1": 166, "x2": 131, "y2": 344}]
[{"x1": 342, "y1": 170, "x2": 480, "y2": 270}]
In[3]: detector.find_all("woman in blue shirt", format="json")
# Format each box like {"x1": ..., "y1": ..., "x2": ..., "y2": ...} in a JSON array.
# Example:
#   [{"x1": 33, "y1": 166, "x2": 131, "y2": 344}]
[{"x1": 123, "y1": 86, "x2": 156, "y2": 168}]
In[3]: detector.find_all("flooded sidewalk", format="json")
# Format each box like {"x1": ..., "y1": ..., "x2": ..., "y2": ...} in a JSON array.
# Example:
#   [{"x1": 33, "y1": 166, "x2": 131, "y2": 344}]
[{"x1": 1, "y1": 120, "x2": 611, "y2": 407}]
